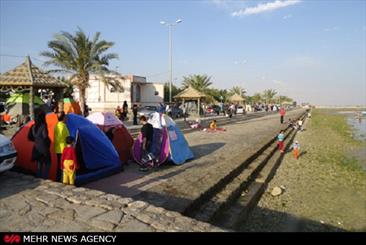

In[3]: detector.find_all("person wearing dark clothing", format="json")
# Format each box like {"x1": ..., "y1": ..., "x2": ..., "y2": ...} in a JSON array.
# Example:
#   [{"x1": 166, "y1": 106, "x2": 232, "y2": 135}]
[
  {"x1": 132, "y1": 104, "x2": 138, "y2": 125},
  {"x1": 105, "y1": 127, "x2": 115, "y2": 141},
  {"x1": 28, "y1": 110, "x2": 51, "y2": 179},
  {"x1": 139, "y1": 116, "x2": 154, "y2": 171},
  {"x1": 279, "y1": 107, "x2": 286, "y2": 124},
  {"x1": 122, "y1": 101, "x2": 128, "y2": 121}
]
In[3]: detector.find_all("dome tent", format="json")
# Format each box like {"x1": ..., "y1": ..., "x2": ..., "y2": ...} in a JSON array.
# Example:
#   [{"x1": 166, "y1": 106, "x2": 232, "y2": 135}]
[
  {"x1": 87, "y1": 112, "x2": 134, "y2": 163},
  {"x1": 132, "y1": 113, "x2": 193, "y2": 166},
  {"x1": 12, "y1": 113, "x2": 121, "y2": 185}
]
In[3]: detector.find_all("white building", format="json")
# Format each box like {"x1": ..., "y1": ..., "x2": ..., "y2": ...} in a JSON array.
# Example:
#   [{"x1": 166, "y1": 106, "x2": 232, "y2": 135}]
[{"x1": 74, "y1": 74, "x2": 164, "y2": 112}]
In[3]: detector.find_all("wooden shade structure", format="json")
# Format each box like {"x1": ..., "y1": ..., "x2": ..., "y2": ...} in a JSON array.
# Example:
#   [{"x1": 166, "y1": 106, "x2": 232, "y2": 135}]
[
  {"x1": 173, "y1": 86, "x2": 206, "y2": 115},
  {"x1": 0, "y1": 56, "x2": 67, "y2": 118},
  {"x1": 228, "y1": 93, "x2": 245, "y2": 104}
]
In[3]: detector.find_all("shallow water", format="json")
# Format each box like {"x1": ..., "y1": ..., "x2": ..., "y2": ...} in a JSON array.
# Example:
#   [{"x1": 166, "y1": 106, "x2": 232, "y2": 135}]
[
  {"x1": 345, "y1": 113, "x2": 366, "y2": 171},
  {"x1": 347, "y1": 115, "x2": 366, "y2": 141}
]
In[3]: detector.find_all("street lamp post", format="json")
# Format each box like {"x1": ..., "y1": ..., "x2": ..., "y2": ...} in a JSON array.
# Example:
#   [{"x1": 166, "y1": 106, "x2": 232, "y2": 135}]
[{"x1": 160, "y1": 19, "x2": 182, "y2": 103}]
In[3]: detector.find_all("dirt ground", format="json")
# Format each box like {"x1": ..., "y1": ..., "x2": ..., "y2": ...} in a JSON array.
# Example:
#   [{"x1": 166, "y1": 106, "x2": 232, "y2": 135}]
[{"x1": 240, "y1": 109, "x2": 366, "y2": 232}]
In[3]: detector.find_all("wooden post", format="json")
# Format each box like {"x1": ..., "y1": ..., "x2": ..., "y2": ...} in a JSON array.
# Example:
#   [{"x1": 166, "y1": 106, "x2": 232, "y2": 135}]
[
  {"x1": 29, "y1": 86, "x2": 34, "y2": 119},
  {"x1": 26, "y1": 56, "x2": 35, "y2": 119},
  {"x1": 197, "y1": 98, "x2": 200, "y2": 116}
]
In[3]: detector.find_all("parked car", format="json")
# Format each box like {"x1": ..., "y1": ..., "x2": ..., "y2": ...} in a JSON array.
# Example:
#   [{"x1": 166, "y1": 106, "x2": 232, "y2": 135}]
[
  {"x1": 167, "y1": 106, "x2": 183, "y2": 119},
  {"x1": 236, "y1": 106, "x2": 245, "y2": 114},
  {"x1": 0, "y1": 134, "x2": 17, "y2": 173},
  {"x1": 138, "y1": 106, "x2": 158, "y2": 118},
  {"x1": 206, "y1": 105, "x2": 220, "y2": 115}
]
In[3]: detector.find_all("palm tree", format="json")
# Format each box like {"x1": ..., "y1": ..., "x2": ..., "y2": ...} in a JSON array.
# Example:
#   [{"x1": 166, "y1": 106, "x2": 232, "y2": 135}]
[
  {"x1": 182, "y1": 74, "x2": 212, "y2": 92},
  {"x1": 251, "y1": 93, "x2": 262, "y2": 104},
  {"x1": 41, "y1": 28, "x2": 119, "y2": 115},
  {"x1": 262, "y1": 89, "x2": 277, "y2": 104},
  {"x1": 229, "y1": 86, "x2": 246, "y2": 96}
]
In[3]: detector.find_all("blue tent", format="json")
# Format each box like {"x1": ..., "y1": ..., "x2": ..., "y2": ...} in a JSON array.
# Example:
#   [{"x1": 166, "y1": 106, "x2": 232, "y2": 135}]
[
  {"x1": 166, "y1": 124, "x2": 194, "y2": 165},
  {"x1": 66, "y1": 113, "x2": 121, "y2": 185}
]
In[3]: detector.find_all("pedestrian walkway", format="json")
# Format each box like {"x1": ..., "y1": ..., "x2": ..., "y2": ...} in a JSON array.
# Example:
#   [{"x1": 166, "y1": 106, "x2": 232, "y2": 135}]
[{"x1": 85, "y1": 109, "x2": 305, "y2": 214}]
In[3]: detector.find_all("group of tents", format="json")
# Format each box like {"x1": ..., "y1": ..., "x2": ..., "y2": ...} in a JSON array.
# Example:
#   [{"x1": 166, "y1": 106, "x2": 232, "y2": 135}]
[{"x1": 11, "y1": 104, "x2": 194, "y2": 185}]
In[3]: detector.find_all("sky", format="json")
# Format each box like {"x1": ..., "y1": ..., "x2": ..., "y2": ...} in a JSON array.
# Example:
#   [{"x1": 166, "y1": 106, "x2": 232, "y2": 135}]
[{"x1": 0, "y1": 0, "x2": 365, "y2": 106}]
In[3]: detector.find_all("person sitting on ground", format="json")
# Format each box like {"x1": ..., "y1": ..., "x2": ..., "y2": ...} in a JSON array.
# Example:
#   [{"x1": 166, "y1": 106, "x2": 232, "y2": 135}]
[
  {"x1": 209, "y1": 119, "x2": 217, "y2": 130},
  {"x1": 61, "y1": 136, "x2": 78, "y2": 185},
  {"x1": 297, "y1": 119, "x2": 303, "y2": 131},
  {"x1": 291, "y1": 140, "x2": 300, "y2": 160},
  {"x1": 277, "y1": 130, "x2": 285, "y2": 153},
  {"x1": 188, "y1": 118, "x2": 202, "y2": 129},
  {"x1": 139, "y1": 115, "x2": 154, "y2": 172},
  {"x1": 204, "y1": 119, "x2": 226, "y2": 132}
]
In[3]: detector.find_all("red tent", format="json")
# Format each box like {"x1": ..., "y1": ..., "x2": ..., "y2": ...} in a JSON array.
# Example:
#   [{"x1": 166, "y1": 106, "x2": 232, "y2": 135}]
[{"x1": 12, "y1": 113, "x2": 59, "y2": 180}]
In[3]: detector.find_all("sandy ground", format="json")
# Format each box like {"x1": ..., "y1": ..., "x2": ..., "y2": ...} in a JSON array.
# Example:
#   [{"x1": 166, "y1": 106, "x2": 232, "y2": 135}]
[{"x1": 84, "y1": 110, "x2": 305, "y2": 202}]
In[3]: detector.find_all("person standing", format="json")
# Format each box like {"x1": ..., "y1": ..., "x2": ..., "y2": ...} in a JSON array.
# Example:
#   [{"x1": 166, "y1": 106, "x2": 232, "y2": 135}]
[
  {"x1": 277, "y1": 130, "x2": 285, "y2": 153},
  {"x1": 279, "y1": 107, "x2": 286, "y2": 124},
  {"x1": 28, "y1": 110, "x2": 51, "y2": 179},
  {"x1": 115, "y1": 106, "x2": 122, "y2": 121},
  {"x1": 291, "y1": 141, "x2": 300, "y2": 160},
  {"x1": 132, "y1": 104, "x2": 138, "y2": 125},
  {"x1": 61, "y1": 136, "x2": 78, "y2": 185},
  {"x1": 54, "y1": 111, "x2": 70, "y2": 182},
  {"x1": 182, "y1": 104, "x2": 187, "y2": 121},
  {"x1": 122, "y1": 101, "x2": 128, "y2": 121},
  {"x1": 139, "y1": 116, "x2": 154, "y2": 171}
]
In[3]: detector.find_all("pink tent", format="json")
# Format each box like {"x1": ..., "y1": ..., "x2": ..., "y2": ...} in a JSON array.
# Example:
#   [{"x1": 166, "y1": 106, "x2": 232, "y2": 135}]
[{"x1": 87, "y1": 112, "x2": 123, "y2": 131}]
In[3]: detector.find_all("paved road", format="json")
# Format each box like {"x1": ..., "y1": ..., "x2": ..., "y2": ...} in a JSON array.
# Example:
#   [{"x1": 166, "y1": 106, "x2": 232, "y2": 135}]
[{"x1": 84, "y1": 109, "x2": 305, "y2": 214}]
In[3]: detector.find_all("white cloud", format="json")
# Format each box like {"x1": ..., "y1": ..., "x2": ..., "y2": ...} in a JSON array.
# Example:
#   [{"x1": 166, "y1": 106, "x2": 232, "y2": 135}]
[
  {"x1": 282, "y1": 14, "x2": 292, "y2": 19},
  {"x1": 232, "y1": 0, "x2": 301, "y2": 17}
]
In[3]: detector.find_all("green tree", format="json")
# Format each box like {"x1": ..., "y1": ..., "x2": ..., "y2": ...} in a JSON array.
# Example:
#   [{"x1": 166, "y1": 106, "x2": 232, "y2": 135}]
[
  {"x1": 262, "y1": 89, "x2": 277, "y2": 104},
  {"x1": 182, "y1": 74, "x2": 212, "y2": 92},
  {"x1": 276, "y1": 95, "x2": 293, "y2": 104},
  {"x1": 41, "y1": 28, "x2": 119, "y2": 115},
  {"x1": 164, "y1": 83, "x2": 182, "y2": 102},
  {"x1": 229, "y1": 86, "x2": 246, "y2": 97},
  {"x1": 251, "y1": 93, "x2": 262, "y2": 104}
]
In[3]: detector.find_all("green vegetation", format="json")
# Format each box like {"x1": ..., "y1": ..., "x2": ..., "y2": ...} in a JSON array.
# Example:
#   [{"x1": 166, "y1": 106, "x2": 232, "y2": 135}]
[
  {"x1": 41, "y1": 28, "x2": 119, "y2": 115},
  {"x1": 311, "y1": 109, "x2": 365, "y2": 173}
]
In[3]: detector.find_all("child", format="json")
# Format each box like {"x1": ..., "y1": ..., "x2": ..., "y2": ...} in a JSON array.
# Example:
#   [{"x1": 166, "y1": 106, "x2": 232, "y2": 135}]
[
  {"x1": 209, "y1": 120, "x2": 217, "y2": 130},
  {"x1": 54, "y1": 111, "x2": 69, "y2": 182},
  {"x1": 277, "y1": 130, "x2": 285, "y2": 153},
  {"x1": 61, "y1": 136, "x2": 78, "y2": 185},
  {"x1": 291, "y1": 141, "x2": 300, "y2": 160}
]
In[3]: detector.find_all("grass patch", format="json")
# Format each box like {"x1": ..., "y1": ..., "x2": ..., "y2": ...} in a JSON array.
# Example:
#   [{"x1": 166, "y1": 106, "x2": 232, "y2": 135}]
[{"x1": 310, "y1": 109, "x2": 365, "y2": 173}]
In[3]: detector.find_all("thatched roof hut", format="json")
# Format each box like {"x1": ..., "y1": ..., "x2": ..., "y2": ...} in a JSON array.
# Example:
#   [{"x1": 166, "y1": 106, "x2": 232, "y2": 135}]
[
  {"x1": 0, "y1": 56, "x2": 67, "y2": 118},
  {"x1": 174, "y1": 86, "x2": 207, "y2": 115},
  {"x1": 228, "y1": 93, "x2": 245, "y2": 103}
]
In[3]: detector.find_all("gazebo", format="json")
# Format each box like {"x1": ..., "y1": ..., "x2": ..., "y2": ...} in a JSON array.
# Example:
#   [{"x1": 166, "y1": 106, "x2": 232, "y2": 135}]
[
  {"x1": 228, "y1": 93, "x2": 245, "y2": 104},
  {"x1": 173, "y1": 86, "x2": 206, "y2": 115},
  {"x1": 0, "y1": 56, "x2": 67, "y2": 118}
]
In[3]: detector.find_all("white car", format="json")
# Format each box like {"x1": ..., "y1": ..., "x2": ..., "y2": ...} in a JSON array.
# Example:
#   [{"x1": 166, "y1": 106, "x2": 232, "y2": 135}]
[
  {"x1": 0, "y1": 134, "x2": 17, "y2": 173},
  {"x1": 236, "y1": 106, "x2": 245, "y2": 114}
]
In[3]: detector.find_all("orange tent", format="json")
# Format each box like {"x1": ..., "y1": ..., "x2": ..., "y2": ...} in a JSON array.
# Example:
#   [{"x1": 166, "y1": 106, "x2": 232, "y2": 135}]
[
  {"x1": 64, "y1": 98, "x2": 81, "y2": 115},
  {"x1": 12, "y1": 113, "x2": 59, "y2": 181}
]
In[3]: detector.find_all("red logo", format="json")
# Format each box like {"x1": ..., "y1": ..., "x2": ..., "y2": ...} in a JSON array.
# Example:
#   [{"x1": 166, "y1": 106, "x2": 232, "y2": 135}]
[{"x1": 3, "y1": 234, "x2": 21, "y2": 244}]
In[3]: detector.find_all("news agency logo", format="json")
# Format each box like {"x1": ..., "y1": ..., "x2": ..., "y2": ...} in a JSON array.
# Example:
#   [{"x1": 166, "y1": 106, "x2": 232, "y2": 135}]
[{"x1": 3, "y1": 234, "x2": 21, "y2": 244}]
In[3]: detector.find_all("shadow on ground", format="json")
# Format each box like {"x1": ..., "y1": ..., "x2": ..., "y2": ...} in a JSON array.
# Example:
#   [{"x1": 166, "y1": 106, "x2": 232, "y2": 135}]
[
  {"x1": 239, "y1": 206, "x2": 347, "y2": 232},
  {"x1": 0, "y1": 171, "x2": 42, "y2": 199}
]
